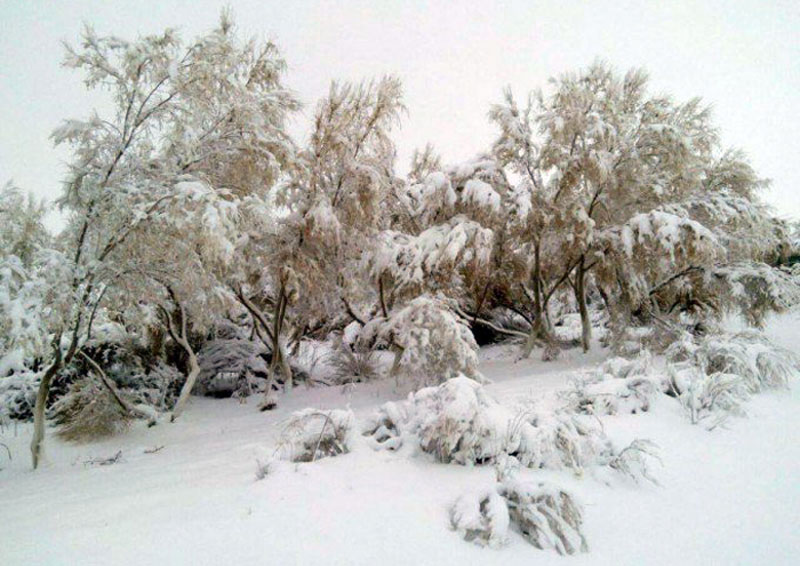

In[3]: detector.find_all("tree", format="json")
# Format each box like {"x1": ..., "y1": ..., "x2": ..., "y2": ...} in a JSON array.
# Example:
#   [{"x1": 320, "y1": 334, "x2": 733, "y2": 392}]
[
  {"x1": 489, "y1": 62, "x2": 794, "y2": 355},
  {"x1": 26, "y1": 12, "x2": 298, "y2": 467}
]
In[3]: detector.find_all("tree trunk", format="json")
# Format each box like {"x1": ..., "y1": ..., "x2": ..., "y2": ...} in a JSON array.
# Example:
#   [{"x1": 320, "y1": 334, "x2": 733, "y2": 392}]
[
  {"x1": 170, "y1": 345, "x2": 200, "y2": 421},
  {"x1": 30, "y1": 348, "x2": 62, "y2": 469},
  {"x1": 389, "y1": 345, "x2": 404, "y2": 389},
  {"x1": 274, "y1": 288, "x2": 293, "y2": 391},
  {"x1": 575, "y1": 257, "x2": 591, "y2": 353},
  {"x1": 521, "y1": 242, "x2": 550, "y2": 358},
  {"x1": 162, "y1": 301, "x2": 200, "y2": 422}
]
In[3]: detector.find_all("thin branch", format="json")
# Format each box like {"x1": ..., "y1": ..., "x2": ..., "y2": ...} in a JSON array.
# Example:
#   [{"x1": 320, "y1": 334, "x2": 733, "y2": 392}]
[{"x1": 453, "y1": 306, "x2": 529, "y2": 339}]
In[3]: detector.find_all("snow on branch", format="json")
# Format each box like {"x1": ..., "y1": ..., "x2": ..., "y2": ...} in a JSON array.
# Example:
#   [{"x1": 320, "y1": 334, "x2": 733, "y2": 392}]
[{"x1": 370, "y1": 218, "x2": 493, "y2": 292}]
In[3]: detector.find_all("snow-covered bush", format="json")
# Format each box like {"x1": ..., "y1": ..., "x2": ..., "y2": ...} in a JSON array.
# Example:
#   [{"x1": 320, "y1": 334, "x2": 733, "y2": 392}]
[
  {"x1": 691, "y1": 331, "x2": 799, "y2": 392},
  {"x1": 564, "y1": 352, "x2": 660, "y2": 416},
  {"x1": 510, "y1": 412, "x2": 614, "y2": 474},
  {"x1": 414, "y1": 377, "x2": 508, "y2": 463},
  {"x1": 607, "y1": 439, "x2": 661, "y2": 484},
  {"x1": 362, "y1": 399, "x2": 408, "y2": 452},
  {"x1": 52, "y1": 377, "x2": 130, "y2": 442},
  {"x1": 498, "y1": 480, "x2": 588, "y2": 555},
  {"x1": 365, "y1": 376, "x2": 658, "y2": 481},
  {"x1": 450, "y1": 478, "x2": 589, "y2": 554},
  {"x1": 361, "y1": 296, "x2": 481, "y2": 385},
  {"x1": 278, "y1": 408, "x2": 355, "y2": 462},
  {"x1": 364, "y1": 376, "x2": 509, "y2": 463},
  {"x1": 0, "y1": 371, "x2": 38, "y2": 421},
  {"x1": 196, "y1": 338, "x2": 268, "y2": 397},
  {"x1": 665, "y1": 331, "x2": 799, "y2": 426},
  {"x1": 449, "y1": 487, "x2": 510, "y2": 548},
  {"x1": 328, "y1": 338, "x2": 381, "y2": 384}
]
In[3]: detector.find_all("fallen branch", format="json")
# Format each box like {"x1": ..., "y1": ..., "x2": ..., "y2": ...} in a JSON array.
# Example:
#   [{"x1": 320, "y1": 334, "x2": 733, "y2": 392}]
[
  {"x1": 84, "y1": 450, "x2": 123, "y2": 466},
  {"x1": 80, "y1": 350, "x2": 157, "y2": 425},
  {"x1": 454, "y1": 306, "x2": 529, "y2": 339}
]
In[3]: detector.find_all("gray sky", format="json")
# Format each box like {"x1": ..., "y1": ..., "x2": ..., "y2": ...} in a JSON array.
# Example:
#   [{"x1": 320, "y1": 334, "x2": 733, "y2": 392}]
[{"x1": 2, "y1": 0, "x2": 798, "y2": 228}]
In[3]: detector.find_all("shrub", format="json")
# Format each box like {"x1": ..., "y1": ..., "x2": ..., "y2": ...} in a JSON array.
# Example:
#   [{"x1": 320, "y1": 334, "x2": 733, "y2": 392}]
[
  {"x1": 498, "y1": 480, "x2": 588, "y2": 555},
  {"x1": 510, "y1": 412, "x2": 614, "y2": 475},
  {"x1": 667, "y1": 331, "x2": 800, "y2": 426},
  {"x1": 564, "y1": 352, "x2": 660, "y2": 416},
  {"x1": 278, "y1": 408, "x2": 355, "y2": 462},
  {"x1": 450, "y1": 488, "x2": 510, "y2": 548},
  {"x1": 329, "y1": 340, "x2": 381, "y2": 384},
  {"x1": 52, "y1": 376, "x2": 130, "y2": 442},
  {"x1": 364, "y1": 377, "x2": 658, "y2": 481}
]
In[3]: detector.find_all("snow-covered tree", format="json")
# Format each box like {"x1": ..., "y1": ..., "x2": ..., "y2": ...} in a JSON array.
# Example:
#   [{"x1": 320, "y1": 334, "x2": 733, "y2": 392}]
[
  {"x1": 489, "y1": 62, "x2": 796, "y2": 355},
  {"x1": 25, "y1": 12, "x2": 299, "y2": 467},
  {"x1": 0, "y1": 182, "x2": 50, "y2": 267}
]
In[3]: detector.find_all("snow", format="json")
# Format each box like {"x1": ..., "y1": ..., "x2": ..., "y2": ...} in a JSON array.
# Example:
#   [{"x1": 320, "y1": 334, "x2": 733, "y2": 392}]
[
  {"x1": 1, "y1": 314, "x2": 799, "y2": 565},
  {"x1": 461, "y1": 179, "x2": 501, "y2": 213}
]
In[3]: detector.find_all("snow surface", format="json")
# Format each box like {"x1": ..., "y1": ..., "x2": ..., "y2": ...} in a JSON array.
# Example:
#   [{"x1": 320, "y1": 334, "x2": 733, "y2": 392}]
[{"x1": 1, "y1": 314, "x2": 799, "y2": 565}]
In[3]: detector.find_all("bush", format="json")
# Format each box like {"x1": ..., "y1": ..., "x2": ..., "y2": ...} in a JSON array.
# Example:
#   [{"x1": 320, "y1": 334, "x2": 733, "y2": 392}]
[
  {"x1": 360, "y1": 296, "x2": 481, "y2": 385},
  {"x1": 196, "y1": 338, "x2": 268, "y2": 397},
  {"x1": 450, "y1": 479, "x2": 589, "y2": 554},
  {"x1": 498, "y1": 480, "x2": 588, "y2": 555},
  {"x1": 414, "y1": 377, "x2": 509, "y2": 464},
  {"x1": 667, "y1": 331, "x2": 800, "y2": 426},
  {"x1": 278, "y1": 408, "x2": 355, "y2": 462},
  {"x1": 564, "y1": 352, "x2": 660, "y2": 416},
  {"x1": 0, "y1": 370, "x2": 38, "y2": 421},
  {"x1": 52, "y1": 376, "x2": 130, "y2": 442},
  {"x1": 365, "y1": 377, "x2": 658, "y2": 481},
  {"x1": 328, "y1": 340, "x2": 380, "y2": 384},
  {"x1": 509, "y1": 412, "x2": 614, "y2": 475},
  {"x1": 450, "y1": 488, "x2": 510, "y2": 548},
  {"x1": 362, "y1": 399, "x2": 408, "y2": 451},
  {"x1": 364, "y1": 376, "x2": 510, "y2": 464}
]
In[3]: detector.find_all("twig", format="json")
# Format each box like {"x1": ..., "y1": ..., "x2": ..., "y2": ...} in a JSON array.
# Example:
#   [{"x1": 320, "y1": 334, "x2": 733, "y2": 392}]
[
  {"x1": 144, "y1": 445, "x2": 165, "y2": 454},
  {"x1": 311, "y1": 412, "x2": 335, "y2": 462}
]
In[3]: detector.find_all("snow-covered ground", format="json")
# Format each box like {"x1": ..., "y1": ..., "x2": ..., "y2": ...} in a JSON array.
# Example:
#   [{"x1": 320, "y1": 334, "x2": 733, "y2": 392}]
[{"x1": 1, "y1": 314, "x2": 799, "y2": 566}]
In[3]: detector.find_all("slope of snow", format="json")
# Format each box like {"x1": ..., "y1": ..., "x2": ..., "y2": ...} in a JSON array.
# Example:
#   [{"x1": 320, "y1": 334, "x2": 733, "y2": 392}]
[{"x1": 1, "y1": 314, "x2": 798, "y2": 565}]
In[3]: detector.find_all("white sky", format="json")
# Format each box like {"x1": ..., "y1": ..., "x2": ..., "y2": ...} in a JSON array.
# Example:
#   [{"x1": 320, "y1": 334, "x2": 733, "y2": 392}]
[{"x1": 2, "y1": 0, "x2": 798, "y2": 228}]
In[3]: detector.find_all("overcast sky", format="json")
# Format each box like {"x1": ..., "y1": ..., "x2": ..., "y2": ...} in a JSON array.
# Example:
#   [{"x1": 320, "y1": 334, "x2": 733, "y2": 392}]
[{"x1": 1, "y1": 0, "x2": 798, "y2": 227}]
